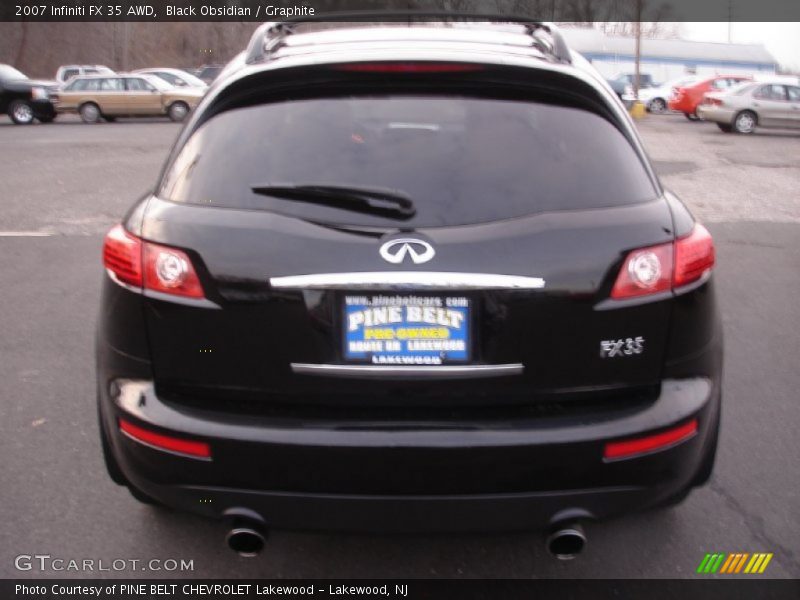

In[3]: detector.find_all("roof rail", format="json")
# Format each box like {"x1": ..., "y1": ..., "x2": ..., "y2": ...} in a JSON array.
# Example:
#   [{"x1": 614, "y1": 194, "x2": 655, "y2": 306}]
[{"x1": 244, "y1": 12, "x2": 572, "y2": 66}]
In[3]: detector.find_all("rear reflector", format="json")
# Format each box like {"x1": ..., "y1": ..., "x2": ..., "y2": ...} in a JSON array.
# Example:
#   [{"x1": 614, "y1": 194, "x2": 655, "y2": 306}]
[
  {"x1": 119, "y1": 419, "x2": 211, "y2": 459},
  {"x1": 334, "y1": 62, "x2": 484, "y2": 73},
  {"x1": 604, "y1": 419, "x2": 698, "y2": 460}
]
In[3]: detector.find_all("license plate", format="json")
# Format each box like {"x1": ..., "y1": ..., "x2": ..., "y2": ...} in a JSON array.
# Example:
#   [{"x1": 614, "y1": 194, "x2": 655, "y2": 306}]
[{"x1": 343, "y1": 295, "x2": 470, "y2": 365}]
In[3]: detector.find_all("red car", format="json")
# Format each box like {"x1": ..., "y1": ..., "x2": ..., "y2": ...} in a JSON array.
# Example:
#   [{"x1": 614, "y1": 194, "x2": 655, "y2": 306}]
[{"x1": 668, "y1": 75, "x2": 752, "y2": 120}]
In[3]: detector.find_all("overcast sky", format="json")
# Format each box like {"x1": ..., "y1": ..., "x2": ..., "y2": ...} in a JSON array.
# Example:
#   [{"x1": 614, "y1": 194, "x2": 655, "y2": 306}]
[{"x1": 680, "y1": 22, "x2": 800, "y2": 71}]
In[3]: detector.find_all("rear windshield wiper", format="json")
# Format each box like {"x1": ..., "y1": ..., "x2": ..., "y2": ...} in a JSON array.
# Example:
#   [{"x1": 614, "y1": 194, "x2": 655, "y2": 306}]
[{"x1": 250, "y1": 183, "x2": 416, "y2": 220}]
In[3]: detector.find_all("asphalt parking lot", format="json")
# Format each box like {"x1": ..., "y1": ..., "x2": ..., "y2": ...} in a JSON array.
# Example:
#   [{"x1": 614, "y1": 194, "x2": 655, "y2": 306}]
[{"x1": 1, "y1": 113, "x2": 798, "y2": 579}]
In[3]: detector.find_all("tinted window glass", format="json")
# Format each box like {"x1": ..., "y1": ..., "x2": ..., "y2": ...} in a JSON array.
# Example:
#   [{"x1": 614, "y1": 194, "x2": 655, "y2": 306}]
[
  {"x1": 72, "y1": 78, "x2": 100, "y2": 91},
  {"x1": 100, "y1": 78, "x2": 123, "y2": 91},
  {"x1": 153, "y1": 71, "x2": 182, "y2": 86},
  {"x1": 62, "y1": 69, "x2": 79, "y2": 81},
  {"x1": 787, "y1": 86, "x2": 800, "y2": 102},
  {"x1": 125, "y1": 78, "x2": 153, "y2": 91},
  {"x1": 161, "y1": 96, "x2": 657, "y2": 227},
  {"x1": 756, "y1": 84, "x2": 786, "y2": 101}
]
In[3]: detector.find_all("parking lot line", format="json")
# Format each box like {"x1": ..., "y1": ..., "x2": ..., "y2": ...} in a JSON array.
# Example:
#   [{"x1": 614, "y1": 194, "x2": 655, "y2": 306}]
[{"x1": 0, "y1": 231, "x2": 53, "y2": 237}]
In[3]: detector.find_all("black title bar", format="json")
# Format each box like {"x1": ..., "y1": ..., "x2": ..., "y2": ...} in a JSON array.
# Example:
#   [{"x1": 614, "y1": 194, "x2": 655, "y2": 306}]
[
  {"x1": 3, "y1": 0, "x2": 800, "y2": 22},
  {"x1": 4, "y1": 579, "x2": 800, "y2": 600}
]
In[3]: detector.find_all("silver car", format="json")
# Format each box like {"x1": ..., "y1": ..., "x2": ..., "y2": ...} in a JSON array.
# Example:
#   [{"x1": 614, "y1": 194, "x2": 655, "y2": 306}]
[{"x1": 698, "y1": 80, "x2": 800, "y2": 134}]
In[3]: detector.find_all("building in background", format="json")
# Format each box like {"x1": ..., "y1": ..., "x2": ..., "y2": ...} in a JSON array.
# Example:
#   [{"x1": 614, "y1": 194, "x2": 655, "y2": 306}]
[{"x1": 562, "y1": 28, "x2": 777, "y2": 83}]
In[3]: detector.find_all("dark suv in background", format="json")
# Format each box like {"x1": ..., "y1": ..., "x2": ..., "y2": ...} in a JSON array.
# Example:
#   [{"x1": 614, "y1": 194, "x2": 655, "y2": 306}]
[
  {"x1": 97, "y1": 17, "x2": 722, "y2": 560},
  {"x1": 0, "y1": 64, "x2": 57, "y2": 124}
]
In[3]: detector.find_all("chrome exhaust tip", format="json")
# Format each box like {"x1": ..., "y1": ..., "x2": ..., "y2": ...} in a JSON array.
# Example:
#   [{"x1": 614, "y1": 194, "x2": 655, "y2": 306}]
[
  {"x1": 546, "y1": 522, "x2": 586, "y2": 560},
  {"x1": 225, "y1": 523, "x2": 267, "y2": 557}
]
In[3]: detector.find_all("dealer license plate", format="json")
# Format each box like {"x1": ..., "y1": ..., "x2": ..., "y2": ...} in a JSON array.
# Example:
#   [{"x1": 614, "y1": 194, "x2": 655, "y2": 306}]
[{"x1": 343, "y1": 295, "x2": 470, "y2": 365}]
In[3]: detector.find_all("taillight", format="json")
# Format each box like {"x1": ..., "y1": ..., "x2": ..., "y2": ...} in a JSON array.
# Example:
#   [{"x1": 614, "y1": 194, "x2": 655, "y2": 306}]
[
  {"x1": 103, "y1": 224, "x2": 143, "y2": 287},
  {"x1": 103, "y1": 225, "x2": 205, "y2": 298},
  {"x1": 333, "y1": 62, "x2": 484, "y2": 73},
  {"x1": 611, "y1": 244, "x2": 673, "y2": 299},
  {"x1": 144, "y1": 242, "x2": 204, "y2": 298},
  {"x1": 611, "y1": 224, "x2": 715, "y2": 300},
  {"x1": 674, "y1": 223, "x2": 715, "y2": 287}
]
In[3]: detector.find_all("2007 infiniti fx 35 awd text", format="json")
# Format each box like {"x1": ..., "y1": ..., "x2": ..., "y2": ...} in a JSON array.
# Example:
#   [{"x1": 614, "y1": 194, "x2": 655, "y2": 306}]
[{"x1": 96, "y1": 17, "x2": 721, "y2": 559}]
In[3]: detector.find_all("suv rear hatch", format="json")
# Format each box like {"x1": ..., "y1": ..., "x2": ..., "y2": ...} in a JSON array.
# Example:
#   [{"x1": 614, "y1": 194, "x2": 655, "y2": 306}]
[{"x1": 140, "y1": 64, "x2": 673, "y2": 411}]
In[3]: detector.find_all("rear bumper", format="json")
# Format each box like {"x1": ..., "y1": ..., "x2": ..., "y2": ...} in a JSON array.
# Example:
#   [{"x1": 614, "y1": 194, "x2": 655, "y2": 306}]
[
  {"x1": 696, "y1": 105, "x2": 736, "y2": 124},
  {"x1": 667, "y1": 99, "x2": 693, "y2": 114},
  {"x1": 99, "y1": 373, "x2": 721, "y2": 532}
]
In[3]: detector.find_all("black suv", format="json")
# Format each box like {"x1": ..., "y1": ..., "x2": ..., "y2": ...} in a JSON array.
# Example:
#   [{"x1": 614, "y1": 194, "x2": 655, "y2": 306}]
[
  {"x1": 0, "y1": 64, "x2": 57, "y2": 124},
  {"x1": 97, "y1": 17, "x2": 722, "y2": 559}
]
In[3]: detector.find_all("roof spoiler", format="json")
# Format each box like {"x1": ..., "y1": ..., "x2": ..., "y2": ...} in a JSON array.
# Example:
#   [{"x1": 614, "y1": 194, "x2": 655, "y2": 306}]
[{"x1": 244, "y1": 11, "x2": 572, "y2": 66}]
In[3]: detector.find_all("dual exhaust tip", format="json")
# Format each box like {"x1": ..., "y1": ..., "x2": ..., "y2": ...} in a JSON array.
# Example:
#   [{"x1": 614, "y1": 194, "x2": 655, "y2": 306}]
[
  {"x1": 546, "y1": 522, "x2": 587, "y2": 560},
  {"x1": 224, "y1": 511, "x2": 586, "y2": 560},
  {"x1": 224, "y1": 509, "x2": 268, "y2": 558},
  {"x1": 226, "y1": 523, "x2": 267, "y2": 557}
]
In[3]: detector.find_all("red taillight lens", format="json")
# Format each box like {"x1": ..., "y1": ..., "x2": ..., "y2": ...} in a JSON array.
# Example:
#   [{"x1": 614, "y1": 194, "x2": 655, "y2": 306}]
[
  {"x1": 611, "y1": 224, "x2": 715, "y2": 299},
  {"x1": 103, "y1": 224, "x2": 205, "y2": 299},
  {"x1": 710, "y1": 97, "x2": 723, "y2": 106},
  {"x1": 144, "y1": 242, "x2": 204, "y2": 298},
  {"x1": 604, "y1": 419, "x2": 698, "y2": 460},
  {"x1": 674, "y1": 224, "x2": 715, "y2": 287},
  {"x1": 334, "y1": 62, "x2": 484, "y2": 73},
  {"x1": 611, "y1": 243, "x2": 673, "y2": 299},
  {"x1": 119, "y1": 419, "x2": 211, "y2": 459},
  {"x1": 103, "y1": 224, "x2": 143, "y2": 287}
]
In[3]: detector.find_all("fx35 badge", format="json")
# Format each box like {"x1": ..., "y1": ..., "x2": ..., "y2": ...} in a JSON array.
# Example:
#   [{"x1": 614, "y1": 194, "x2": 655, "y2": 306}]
[{"x1": 600, "y1": 336, "x2": 645, "y2": 358}]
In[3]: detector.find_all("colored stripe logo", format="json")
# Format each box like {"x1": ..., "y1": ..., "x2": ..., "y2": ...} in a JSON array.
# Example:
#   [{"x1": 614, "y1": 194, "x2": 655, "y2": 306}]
[{"x1": 697, "y1": 553, "x2": 773, "y2": 574}]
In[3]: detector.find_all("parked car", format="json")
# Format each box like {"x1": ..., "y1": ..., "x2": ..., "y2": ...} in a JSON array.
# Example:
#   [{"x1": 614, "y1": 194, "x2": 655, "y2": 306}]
[
  {"x1": 668, "y1": 75, "x2": 752, "y2": 121},
  {"x1": 52, "y1": 73, "x2": 204, "y2": 123},
  {"x1": 133, "y1": 68, "x2": 208, "y2": 89},
  {"x1": 97, "y1": 18, "x2": 721, "y2": 557},
  {"x1": 623, "y1": 76, "x2": 699, "y2": 113},
  {"x1": 195, "y1": 64, "x2": 224, "y2": 84},
  {"x1": 55, "y1": 64, "x2": 115, "y2": 84},
  {"x1": 606, "y1": 72, "x2": 658, "y2": 99},
  {"x1": 0, "y1": 64, "x2": 57, "y2": 124},
  {"x1": 698, "y1": 80, "x2": 800, "y2": 133}
]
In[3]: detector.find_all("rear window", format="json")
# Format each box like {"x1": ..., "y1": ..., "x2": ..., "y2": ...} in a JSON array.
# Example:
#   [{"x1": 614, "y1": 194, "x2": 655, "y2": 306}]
[
  {"x1": 160, "y1": 96, "x2": 657, "y2": 227},
  {"x1": 66, "y1": 78, "x2": 100, "y2": 91}
]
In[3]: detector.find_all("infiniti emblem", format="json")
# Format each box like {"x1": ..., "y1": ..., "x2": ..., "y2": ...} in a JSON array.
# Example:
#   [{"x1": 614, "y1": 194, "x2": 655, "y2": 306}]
[{"x1": 379, "y1": 238, "x2": 436, "y2": 265}]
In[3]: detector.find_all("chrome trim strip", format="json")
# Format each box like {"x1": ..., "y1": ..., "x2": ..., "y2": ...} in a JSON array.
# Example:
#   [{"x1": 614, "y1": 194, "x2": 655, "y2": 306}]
[
  {"x1": 291, "y1": 363, "x2": 524, "y2": 379},
  {"x1": 270, "y1": 272, "x2": 545, "y2": 290}
]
